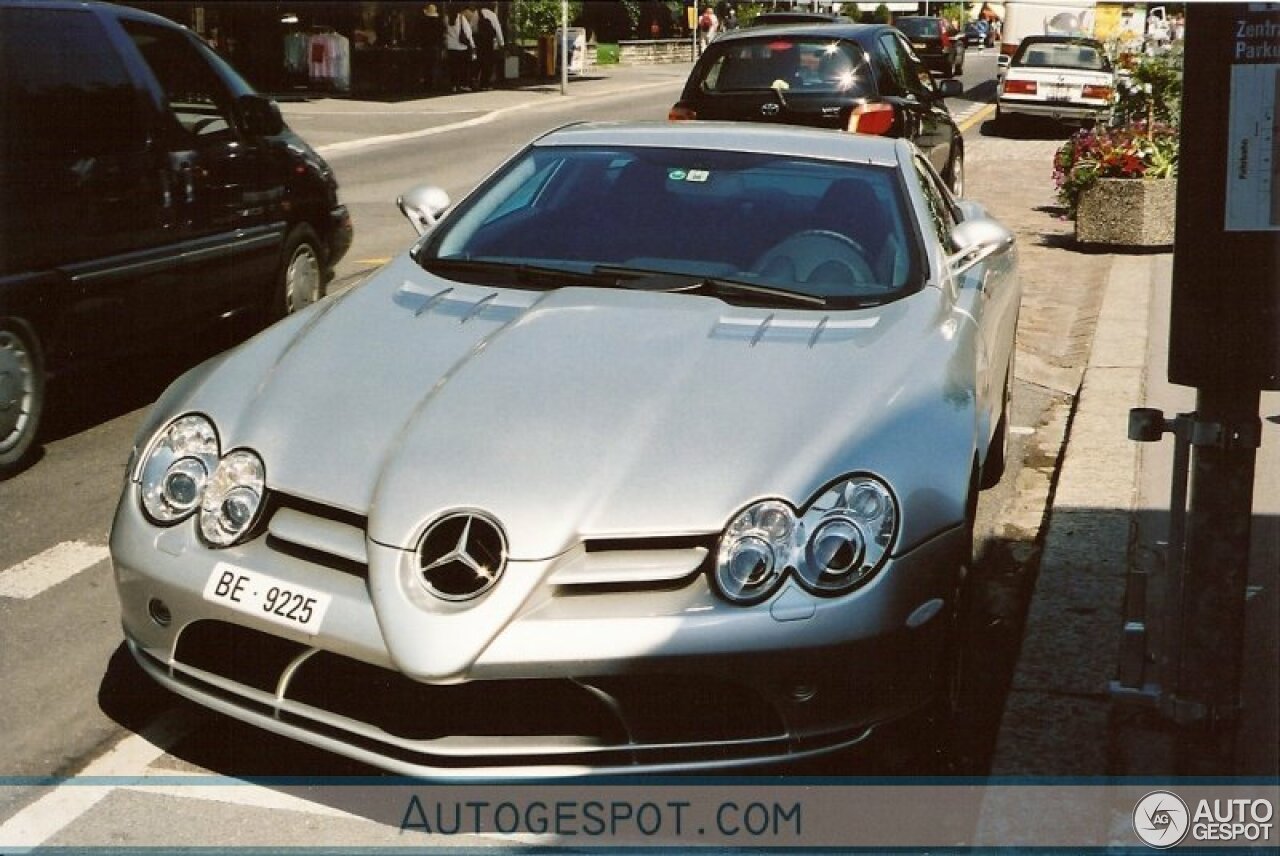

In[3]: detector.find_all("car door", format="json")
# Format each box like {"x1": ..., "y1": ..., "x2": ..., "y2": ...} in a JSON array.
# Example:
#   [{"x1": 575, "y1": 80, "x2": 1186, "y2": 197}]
[
  {"x1": 875, "y1": 32, "x2": 954, "y2": 173},
  {"x1": 116, "y1": 17, "x2": 283, "y2": 325},
  {"x1": 0, "y1": 4, "x2": 174, "y2": 361},
  {"x1": 912, "y1": 154, "x2": 1016, "y2": 432}
]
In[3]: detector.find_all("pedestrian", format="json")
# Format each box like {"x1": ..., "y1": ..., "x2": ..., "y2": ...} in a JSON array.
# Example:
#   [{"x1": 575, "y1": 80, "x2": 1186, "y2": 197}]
[
  {"x1": 462, "y1": 4, "x2": 481, "y2": 87},
  {"x1": 697, "y1": 4, "x2": 718, "y2": 54},
  {"x1": 474, "y1": 2, "x2": 504, "y2": 90},
  {"x1": 443, "y1": 3, "x2": 475, "y2": 92},
  {"x1": 420, "y1": 3, "x2": 445, "y2": 92}
]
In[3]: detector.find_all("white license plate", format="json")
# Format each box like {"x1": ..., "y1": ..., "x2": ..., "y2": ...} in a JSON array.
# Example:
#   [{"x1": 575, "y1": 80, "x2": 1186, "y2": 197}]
[
  {"x1": 202, "y1": 562, "x2": 332, "y2": 635},
  {"x1": 912, "y1": 42, "x2": 927, "y2": 49}
]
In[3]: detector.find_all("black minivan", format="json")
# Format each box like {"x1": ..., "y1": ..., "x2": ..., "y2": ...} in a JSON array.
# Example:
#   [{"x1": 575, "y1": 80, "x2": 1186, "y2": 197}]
[{"x1": 0, "y1": 0, "x2": 352, "y2": 475}]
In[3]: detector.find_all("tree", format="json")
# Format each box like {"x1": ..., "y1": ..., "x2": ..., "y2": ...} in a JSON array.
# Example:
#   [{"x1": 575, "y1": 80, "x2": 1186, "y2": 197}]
[
  {"x1": 873, "y1": 4, "x2": 892, "y2": 24},
  {"x1": 510, "y1": 0, "x2": 584, "y2": 39}
]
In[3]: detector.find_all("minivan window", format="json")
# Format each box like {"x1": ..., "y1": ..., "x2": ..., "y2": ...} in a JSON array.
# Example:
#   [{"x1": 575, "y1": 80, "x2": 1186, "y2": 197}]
[
  {"x1": 0, "y1": 7, "x2": 144, "y2": 157},
  {"x1": 121, "y1": 19, "x2": 240, "y2": 144},
  {"x1": 696, "y1": 38, "x2": 873, "y2": 96}
]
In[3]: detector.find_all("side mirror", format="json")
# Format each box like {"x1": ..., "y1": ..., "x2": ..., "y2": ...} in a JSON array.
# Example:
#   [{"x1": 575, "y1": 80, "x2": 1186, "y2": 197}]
[
  {"x1": 936, "y1": 78, "x2": 963, "y2": 99},
  {"x1": 947, "y1": 217, "x2": 1015, "y2": 277},
  {"x1": 956, "y1": 199, "x2": 990, "y2": 221},
  {"x1": 397, "y1": 185, "x2": 452, "y2": 236},
  {"x1": 237, "y1": 94, "x2": 285, "y2": 137},
  {"x1": 996, "y1": 54, "x2": 1010, "y2": 78}
]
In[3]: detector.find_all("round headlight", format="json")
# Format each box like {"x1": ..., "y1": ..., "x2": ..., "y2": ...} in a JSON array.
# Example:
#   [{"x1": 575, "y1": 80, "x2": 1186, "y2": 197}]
[
  {"x1": 794, "y1": 476, "x2": 897, "y2": 595},
  {"x1": 200, "y1": 450, "x2": 265, "y2": 547},
  {"x1": 713, "y1": 500, "x2": 797, "y2": 604},
  {"x1": 139, "y1": 415, "x2": 219, "y2": 524}
]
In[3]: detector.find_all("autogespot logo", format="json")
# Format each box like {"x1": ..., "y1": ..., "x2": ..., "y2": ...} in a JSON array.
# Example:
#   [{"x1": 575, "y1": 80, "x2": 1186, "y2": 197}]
[{"x1": 1134, "y1": 791, "x2": 1190, "y2": 849}]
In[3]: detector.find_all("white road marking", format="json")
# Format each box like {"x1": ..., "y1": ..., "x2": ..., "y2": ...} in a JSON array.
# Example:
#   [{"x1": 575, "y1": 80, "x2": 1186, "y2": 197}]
[
  {"x1": 117, "y1": 770, "x2": 360, "y2": 820},
  {"x1": 0, "y1": 710, "x2": 195, "y2": 850},
  {"x1": 0, "y1": 541, "x2": 110, "y2": 600},
  {"x1": 316, "y1": 78, "x2": 680, "y2": 158},
  {"x1": 1011, "y1": 426, "x2": 1037, "y2": 436}
]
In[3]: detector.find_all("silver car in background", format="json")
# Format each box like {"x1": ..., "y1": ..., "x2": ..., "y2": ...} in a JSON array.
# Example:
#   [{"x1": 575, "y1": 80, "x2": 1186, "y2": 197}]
[{"x1": 110, "y1": 122, "x2": 1020, "y2": 776}]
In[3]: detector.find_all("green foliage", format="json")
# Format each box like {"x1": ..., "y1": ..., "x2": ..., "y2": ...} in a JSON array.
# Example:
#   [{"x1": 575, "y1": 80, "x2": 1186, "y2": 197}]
[
  {"x1": 596, "y1": 42, "x2": 620, "y2": 64},
  {"x1": 873, "y1": 3, "x2": 891, "y2": 23},
  {"x1": 940, "y1": 3, "x2": 966, "y2": 24},
  {"x1": 1053, "y1": 122, "x2": 1179, "y2": 217},
  {"x1": 735, "y1": 3, "x2": 767, "y2": 28},
  {"x1": 620, "y1": 0, "x2": 642, "y2": 32},
  {"x1": 510, "y1": 0, "x2": 584, "y2": 39},
  {"x1": 1112, "y1": 46, "x2": 1183, "y2": 127}
]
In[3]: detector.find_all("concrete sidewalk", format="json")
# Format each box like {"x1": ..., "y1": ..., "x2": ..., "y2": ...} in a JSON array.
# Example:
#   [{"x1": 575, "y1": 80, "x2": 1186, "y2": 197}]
[{"x1": 984, "y1": 244, "x2": 1279, "y2": 783}]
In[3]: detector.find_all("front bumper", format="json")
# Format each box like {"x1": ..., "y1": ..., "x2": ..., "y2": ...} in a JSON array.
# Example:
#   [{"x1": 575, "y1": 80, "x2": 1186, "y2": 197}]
[{"x1": 111, "y1": 488, "x2": 966, "y2": 777}]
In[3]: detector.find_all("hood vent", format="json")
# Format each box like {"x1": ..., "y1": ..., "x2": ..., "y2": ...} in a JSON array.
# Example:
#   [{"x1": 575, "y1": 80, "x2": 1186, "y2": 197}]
[
  {"x1": 394, "y1": 280, "x2": 526, "y2": 324},
  {"x1": 712, "y1": 314, "x2": 880, "y2": 348}
]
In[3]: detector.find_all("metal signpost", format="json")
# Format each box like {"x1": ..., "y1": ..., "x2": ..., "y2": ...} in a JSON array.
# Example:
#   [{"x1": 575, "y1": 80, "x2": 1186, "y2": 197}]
[{"x1": 1120, "y1": 3, "x2": 1280, "y2": 771}]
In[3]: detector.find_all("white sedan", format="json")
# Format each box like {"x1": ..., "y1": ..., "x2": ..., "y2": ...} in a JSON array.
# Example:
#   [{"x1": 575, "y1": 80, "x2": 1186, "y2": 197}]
[{"x1": 996, "y1": 36, "x2": 1114, "y2": 129}]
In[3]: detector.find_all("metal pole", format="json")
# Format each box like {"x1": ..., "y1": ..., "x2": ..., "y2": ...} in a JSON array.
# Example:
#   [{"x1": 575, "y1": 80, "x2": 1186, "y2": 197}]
[{"x1": 560, "y1": 0, "x2": 568, "y2": 95}]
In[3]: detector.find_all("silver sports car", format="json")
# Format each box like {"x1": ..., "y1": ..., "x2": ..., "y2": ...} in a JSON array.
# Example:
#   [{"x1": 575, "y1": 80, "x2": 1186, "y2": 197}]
[{"x1": 110, "y1": 122, "x2": 1020, "y2": 776}]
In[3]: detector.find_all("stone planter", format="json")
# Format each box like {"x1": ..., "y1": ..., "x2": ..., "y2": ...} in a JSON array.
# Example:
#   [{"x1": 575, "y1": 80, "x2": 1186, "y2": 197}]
[{"x1": 1075, "y1": 177, "x2": 1177, "y2": 247}]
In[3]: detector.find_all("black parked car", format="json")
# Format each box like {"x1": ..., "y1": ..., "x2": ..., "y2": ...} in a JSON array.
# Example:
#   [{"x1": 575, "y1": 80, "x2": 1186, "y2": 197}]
[
  {"x1": 0, "y1": 0, "x2": 352, "y2": 476},
  {"x1": 894, "y1": 15, "x2": 965, "y2": 77},
  {"x1": 669, "y1": 24, "x2": 965, "y2": 196},
  {"x1": 964, "y1": 20, "x2": 994, "y2": 48}
]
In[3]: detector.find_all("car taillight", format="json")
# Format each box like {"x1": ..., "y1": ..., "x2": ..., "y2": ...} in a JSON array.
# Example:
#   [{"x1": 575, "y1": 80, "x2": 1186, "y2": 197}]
[
  {"x1": 668, "y1": 103, "x2": 697, "y2": 121},
  {"x1": 1082, "y1": 84, "x2": 1112, "y2": 100},
  {"x1": 848, "y1": 102, "x2": 895, "y2": 136},
  {"x1": 1003, "y1": 79, "x2": 1037, "y2": 95}
]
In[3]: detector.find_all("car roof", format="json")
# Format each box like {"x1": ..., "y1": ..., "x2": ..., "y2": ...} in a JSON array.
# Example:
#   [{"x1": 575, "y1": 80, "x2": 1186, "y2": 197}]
[
  {"x1": 0, "y1": 0, "x2": 188, "y2": 28},
  {"x1": 533, "y1": 121, "x2": 905, "y2": 168}
]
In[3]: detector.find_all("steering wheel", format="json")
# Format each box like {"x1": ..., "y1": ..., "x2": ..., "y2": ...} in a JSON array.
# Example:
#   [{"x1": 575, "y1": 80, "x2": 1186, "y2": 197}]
[{"x1": 751, "y1": 230, "x2": 876, "y2": 292}]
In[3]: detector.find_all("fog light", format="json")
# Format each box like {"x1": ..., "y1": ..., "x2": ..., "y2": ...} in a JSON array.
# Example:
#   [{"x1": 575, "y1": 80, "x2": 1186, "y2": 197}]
[{"x1": 147, "y1": 598, "x2": 172, "y2": 627}]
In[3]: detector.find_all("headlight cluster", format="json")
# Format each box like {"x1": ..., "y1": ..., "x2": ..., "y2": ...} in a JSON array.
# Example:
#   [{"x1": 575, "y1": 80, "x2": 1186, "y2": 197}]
[
  {"x1": 138, "y1": 415, "x2": 266, "y2": 548},
  {"x1": 713, "y1": 476, "x2": 897, "y2": 604}
]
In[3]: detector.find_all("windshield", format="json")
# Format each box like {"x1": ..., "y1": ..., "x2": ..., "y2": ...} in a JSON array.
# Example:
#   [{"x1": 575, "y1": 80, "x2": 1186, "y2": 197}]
[
  {"x1": 421, "y1": 145, "x2": 920, "y2": 305},
  {"x1": 1012, "y1": 39, "x2": 1109, "y2": 71},
  {"x1": 695, "y1": 38, "x2": 873, "y2": 96}
]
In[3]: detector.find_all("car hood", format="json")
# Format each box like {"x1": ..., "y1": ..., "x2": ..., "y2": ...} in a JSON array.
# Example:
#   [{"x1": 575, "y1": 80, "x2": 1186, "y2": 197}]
[{"x1": 172, "y1": 255, "x2": 968, "y2": 560}]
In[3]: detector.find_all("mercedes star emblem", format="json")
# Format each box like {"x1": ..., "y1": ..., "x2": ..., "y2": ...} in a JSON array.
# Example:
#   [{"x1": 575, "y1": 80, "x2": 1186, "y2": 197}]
[{"x1": 417, "y1": 512, "x2": 507, "y2": 601}]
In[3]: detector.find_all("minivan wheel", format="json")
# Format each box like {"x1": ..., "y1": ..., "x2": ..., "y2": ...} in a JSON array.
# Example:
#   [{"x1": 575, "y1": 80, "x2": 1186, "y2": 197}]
[
  {"x1": 274, "y1": 226, "x2": 324, "y2": 318},
  {"x1": 0, "y1": 319, "x2": 45, "y2": 478}
]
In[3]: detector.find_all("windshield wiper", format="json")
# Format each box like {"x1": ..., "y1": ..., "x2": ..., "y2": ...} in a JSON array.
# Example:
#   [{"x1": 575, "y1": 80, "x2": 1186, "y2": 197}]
[
  {"x1": 591, "y1": 265, "x2": 828, "y2": 309},
  {"x1": 421, "y1": 257, "x2": 606, "y2": 289}
]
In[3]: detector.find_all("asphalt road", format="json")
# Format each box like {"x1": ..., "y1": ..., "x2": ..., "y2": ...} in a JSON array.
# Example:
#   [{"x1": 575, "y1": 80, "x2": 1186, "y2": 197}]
[{"x1": 0, "y1": 47, "x2": 1098, "y2": 845}]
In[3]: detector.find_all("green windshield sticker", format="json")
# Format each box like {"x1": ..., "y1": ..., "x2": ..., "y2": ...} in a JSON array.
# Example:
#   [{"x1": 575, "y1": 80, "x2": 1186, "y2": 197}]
[{"x1": 667, "y1": 169, "x2": 687, "y2": 181}]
